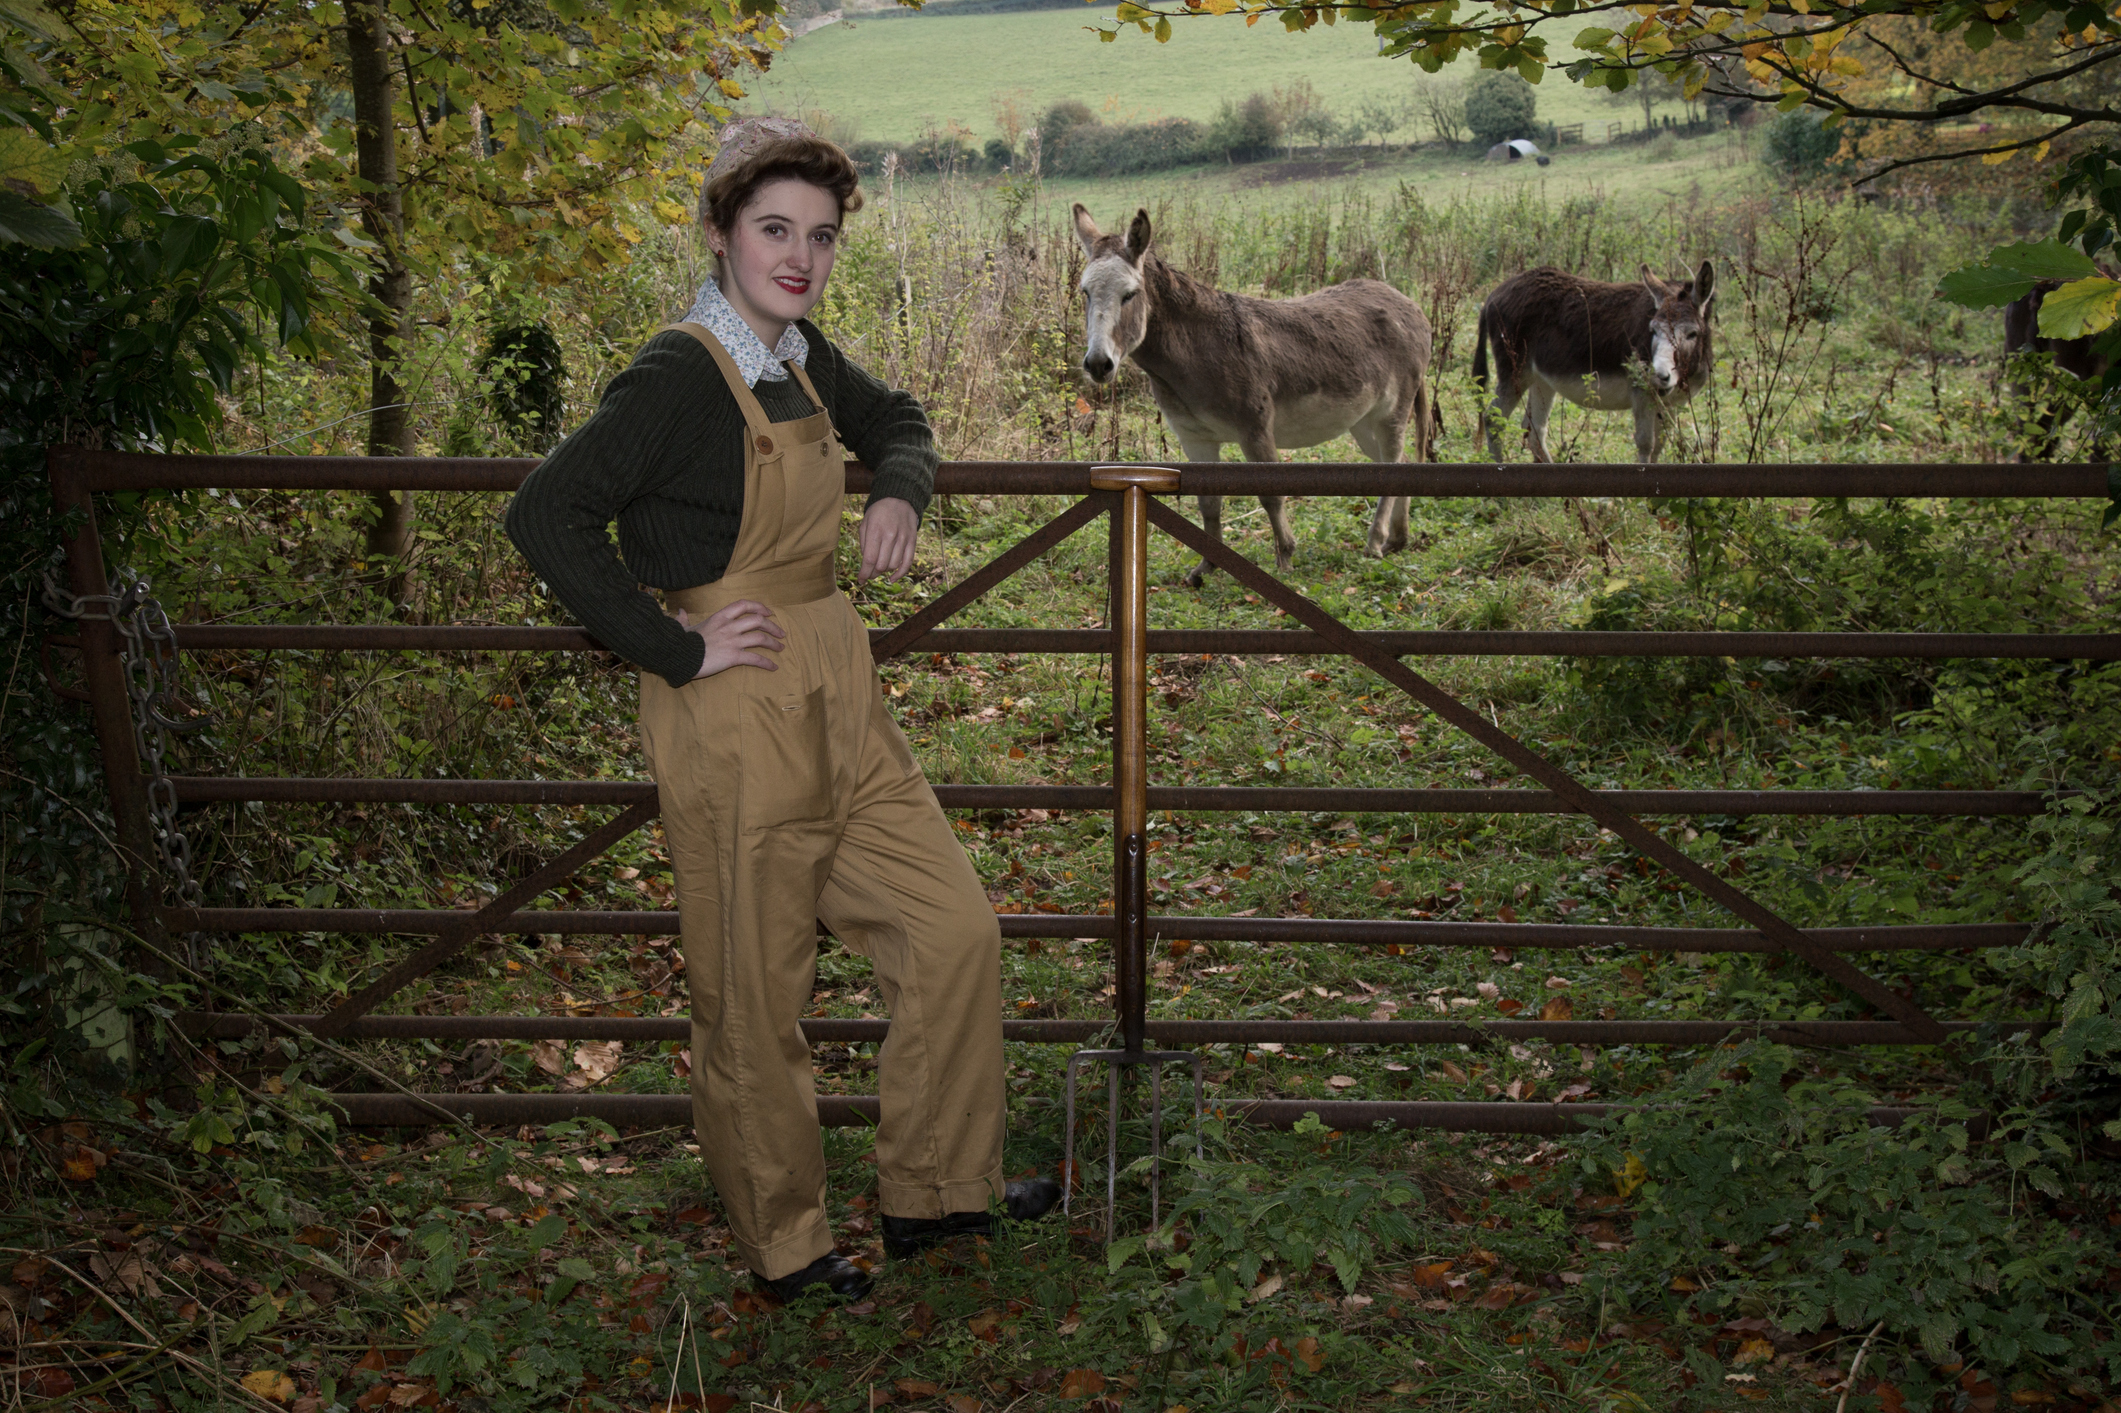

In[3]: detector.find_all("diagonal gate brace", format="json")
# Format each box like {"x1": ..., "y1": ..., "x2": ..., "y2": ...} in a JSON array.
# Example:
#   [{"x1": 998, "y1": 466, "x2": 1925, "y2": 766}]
[
  {"x1": 1145, "y1": 498, "x2": 1948, "y2": 1044},
  {"x1": 871, "y1": 494, "x2": 1111, "y2": 663},
  {"x1": 309, "y1": 797, "x2": 662, "y2": 1038}
]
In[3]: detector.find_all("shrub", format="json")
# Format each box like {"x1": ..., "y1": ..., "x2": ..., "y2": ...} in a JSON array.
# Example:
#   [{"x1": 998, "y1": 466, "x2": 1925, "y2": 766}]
[
  {"x1": 1044, "y1": 116, "x2": 1203, "y2": 177},
  {"x1": 1644, "y1": 131, "x2": 1679, "y2": 163},
  {"x1": 1464, "y1": 69, "x2": 1537, "y2": 149},
  {"x1": 1201, "y1": 91, "x2": 1283, "y2": 162},
  {"x1": 1763, "y1": 107, "x2": 1843, "y2": 178}
]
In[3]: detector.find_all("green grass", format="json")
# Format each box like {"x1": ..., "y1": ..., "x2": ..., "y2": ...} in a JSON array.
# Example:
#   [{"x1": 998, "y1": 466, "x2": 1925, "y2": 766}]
[
  {"x1": 936, "y1": 125, "x2": 1763, "y2": 233},
  {"x1": 741, "y1": 5, "x2": 1693, "y2": 147}
]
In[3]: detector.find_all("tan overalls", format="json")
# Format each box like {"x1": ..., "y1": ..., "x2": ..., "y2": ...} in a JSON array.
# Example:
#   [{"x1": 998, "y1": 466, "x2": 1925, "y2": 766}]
[{"x1": 639, "y1": 324, "x2": 1005, "y2": 1281}]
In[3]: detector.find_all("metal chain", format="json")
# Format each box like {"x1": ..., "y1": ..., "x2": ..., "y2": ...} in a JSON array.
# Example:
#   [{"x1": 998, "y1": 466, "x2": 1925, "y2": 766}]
[{"x1": 43, "y1": 550, "x2": 208, "y2": 915}]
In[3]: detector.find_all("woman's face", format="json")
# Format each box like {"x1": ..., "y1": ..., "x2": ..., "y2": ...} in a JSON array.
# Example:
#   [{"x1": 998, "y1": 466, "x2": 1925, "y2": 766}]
[{"x1": 709, "y1": 177, "x2": 840, "y2": 345}]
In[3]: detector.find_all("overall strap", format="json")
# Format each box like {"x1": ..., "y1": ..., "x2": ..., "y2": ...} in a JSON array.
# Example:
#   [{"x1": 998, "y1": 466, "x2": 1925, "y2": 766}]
[
  {"x1": 784, "y1": 357, "x2": 831, "y2": 425},
  {"x1": 661, "y1": 322, "x2": 772, "y2": 430}
]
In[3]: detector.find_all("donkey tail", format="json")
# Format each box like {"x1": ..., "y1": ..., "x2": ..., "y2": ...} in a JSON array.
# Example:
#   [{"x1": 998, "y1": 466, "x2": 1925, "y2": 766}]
[{"x1": 1471, "y1": 302, "x2": 1490, "y2": 390}]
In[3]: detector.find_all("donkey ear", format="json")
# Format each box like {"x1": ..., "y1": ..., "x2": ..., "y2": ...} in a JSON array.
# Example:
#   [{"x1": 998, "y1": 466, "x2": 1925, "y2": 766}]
[
  {"x1": 1127, "y1": 208, "x2": 1154, "y2": 259},
  {"x1": 1072, "y1": 203, "x2": 1103, "y2": 254},
  {"x1": 1640, "y1": 264, "x2": 1668, "y2": 299},
  {"x1": 1693, "y1": 260, "x2": 1716, "y2": 312}
]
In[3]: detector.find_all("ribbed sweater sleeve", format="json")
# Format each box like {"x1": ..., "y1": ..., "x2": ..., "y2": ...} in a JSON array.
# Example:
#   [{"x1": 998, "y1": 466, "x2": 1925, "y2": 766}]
[{"x1": 505, "y1": 336, "x2": 716, "y2": 688}]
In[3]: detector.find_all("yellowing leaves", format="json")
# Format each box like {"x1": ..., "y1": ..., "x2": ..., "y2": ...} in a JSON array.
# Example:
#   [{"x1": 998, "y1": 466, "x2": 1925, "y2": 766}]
[
  {"x1": 2036, "y1": 277, "x2": 2121, "y2": 339},
  {"x1": 239, "y1": 1371, "x2": 297, "y2": 1403},
  {"x1": 0, "y1": 128, "x2": 72, "y2": 198},
  {"x1": 1202, "y1": 0, "x2": 1239, "y2": 12}
]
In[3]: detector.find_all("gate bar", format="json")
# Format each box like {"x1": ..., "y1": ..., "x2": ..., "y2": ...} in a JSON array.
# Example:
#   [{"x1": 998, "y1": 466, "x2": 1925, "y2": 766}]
[
  {"x1": 180, "y1": 1013, "x2": 2043, "y2": 1045},
  {"x1": 166, "y1": 775, "x2": 2064, "y2": 817},
  {"x1": 319, "y1": 1090, "x2": 1969, "y2": 1134},
  {"x1": 168, "y1": 624, "x2": 2121, "y2": 660},
  {"x1": 53, "y1": 447, "x2": 2111, "y2": 499},
  {"x1": 161, "y1": 907, "x2": 2024, "y2": 952}
]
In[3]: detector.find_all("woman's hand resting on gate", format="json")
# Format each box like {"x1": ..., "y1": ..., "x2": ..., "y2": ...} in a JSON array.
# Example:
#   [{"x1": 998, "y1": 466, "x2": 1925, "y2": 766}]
[
  {"x1": 858, "y1": 497, "x2": 918, "y2": 583},
  {"x1": 678, "y1": 600, "x2": 786, "y2": 678}
]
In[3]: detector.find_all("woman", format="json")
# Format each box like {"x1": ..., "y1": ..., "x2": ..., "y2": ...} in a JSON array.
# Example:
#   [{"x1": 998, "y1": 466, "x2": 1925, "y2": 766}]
[{"x1": 506, "y1": 118, "x2": 1056, "y2": 1302}]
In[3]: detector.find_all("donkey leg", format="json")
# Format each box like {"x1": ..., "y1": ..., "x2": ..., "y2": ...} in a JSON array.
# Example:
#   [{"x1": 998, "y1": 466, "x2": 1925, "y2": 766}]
[
  {"x1": 1234, "y1": 433, "x2": 1296, "y2": 574},
  {"x1": 1631, "y1": 394, "x2": 1661, "y2": 464},
  {"x1": 1261, "y1": 495, "x2": 1297, "y2": 574},
  {"x1": 1353, "y1": 416, "x2": 1408, "y2": 559},
  {"x1": 1186, "y1": 494, "x2": 1226, "y2": 589},
  {"x1": 1522, "y1": 384, "x2": 1557, "y2": 464},
  {"x1": 1176, "y1": 435, "x2": 1228, "y2": 587}
]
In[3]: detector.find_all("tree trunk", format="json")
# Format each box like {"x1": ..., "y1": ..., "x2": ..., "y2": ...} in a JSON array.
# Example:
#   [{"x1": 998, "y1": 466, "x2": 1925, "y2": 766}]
[{"x1": 347, "y1": 0, "x2": 417, "y2": 576}]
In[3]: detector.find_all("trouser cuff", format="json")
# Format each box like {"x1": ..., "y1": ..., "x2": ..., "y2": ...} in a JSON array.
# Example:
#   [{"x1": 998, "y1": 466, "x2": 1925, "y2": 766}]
[
  {"x1": 734, "y1": 1213, "x2": 836, "y2": 1281},
  {"x1": 878, "y1": 1169, "x2": 1004, "y2": 1220}
]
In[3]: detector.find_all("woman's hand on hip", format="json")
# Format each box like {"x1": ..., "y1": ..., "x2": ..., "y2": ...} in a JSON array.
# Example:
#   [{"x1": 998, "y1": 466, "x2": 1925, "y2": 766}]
[
  {"x1": 678, "y1": 600, "x2": 785, "y2": 678},
  {"x1": 858, "y1": 497, "x2": 918, "y2": 583}
]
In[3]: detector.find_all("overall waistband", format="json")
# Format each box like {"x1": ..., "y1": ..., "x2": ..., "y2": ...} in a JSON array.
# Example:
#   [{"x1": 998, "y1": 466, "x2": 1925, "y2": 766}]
[{"x1": 661, "y1": 560, "x2": 837, "y2": 617}]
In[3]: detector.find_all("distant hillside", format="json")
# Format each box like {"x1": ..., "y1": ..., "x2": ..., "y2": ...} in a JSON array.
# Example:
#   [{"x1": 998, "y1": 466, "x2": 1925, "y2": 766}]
[{"x1": 743, "y1": 8, "x2": 1682, "y2": 149}]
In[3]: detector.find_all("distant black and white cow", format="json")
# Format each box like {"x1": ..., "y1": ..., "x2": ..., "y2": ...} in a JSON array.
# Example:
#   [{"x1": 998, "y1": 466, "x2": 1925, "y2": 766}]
[{"x1": 1471, "y1": 263, "x2": 1716, "y2": 463}]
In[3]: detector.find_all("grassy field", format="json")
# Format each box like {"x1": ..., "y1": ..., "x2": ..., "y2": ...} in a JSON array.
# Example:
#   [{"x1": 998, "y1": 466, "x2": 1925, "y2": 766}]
[
  {"x1": 937, "y1": 124, "x2": 1763, "y2": 238},
  {"x1": 740, "y1": 5, "x2": 1693, "y2": 147}
]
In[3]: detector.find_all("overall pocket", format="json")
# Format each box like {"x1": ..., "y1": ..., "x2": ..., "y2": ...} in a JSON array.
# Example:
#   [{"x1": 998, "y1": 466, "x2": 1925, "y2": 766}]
[{"x1": 739, "y1": 684, "x2": 833, "y2": 829}]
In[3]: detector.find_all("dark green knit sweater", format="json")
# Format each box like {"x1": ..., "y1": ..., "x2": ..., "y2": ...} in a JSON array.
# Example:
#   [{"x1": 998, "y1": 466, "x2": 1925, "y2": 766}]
[{"x1": 504, "y1": 325, "x2": 935, "y2": 687}]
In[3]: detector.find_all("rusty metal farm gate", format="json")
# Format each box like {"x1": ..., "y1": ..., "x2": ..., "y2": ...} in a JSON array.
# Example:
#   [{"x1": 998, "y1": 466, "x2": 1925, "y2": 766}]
[{"x1": 44, "y1": 450, "x2": 2111, "y2": 1140}]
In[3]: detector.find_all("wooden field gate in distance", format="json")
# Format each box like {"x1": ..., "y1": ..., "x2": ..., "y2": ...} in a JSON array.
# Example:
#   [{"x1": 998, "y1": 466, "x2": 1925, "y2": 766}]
[{"x1": 47, "y1": 449, "x2": 2108, "y2": 1140}]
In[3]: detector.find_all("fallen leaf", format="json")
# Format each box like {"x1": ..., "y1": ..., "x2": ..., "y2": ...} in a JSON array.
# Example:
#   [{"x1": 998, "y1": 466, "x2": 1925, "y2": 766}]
[
  {"x1": 1247, "y1": 1273, "x2": 1283, "y2": 1303},
  {"x1": 61, "y1": 1144, "x2": 100, "y2": 1181},
  {"x1": 1437, "y1": 1061, "x2": 1469, "y2": 1084},
  {"x1": 1058, "y1": 1369, "x2": 1106, "y2": 1399},
  {"x1": 1293, "y1": 1335, "x2": 1325, "y2": 1372},
  {"x1": 1733, "y1": 1337, "x2": 1775, "y2": 1366},
  {"x1": 1056, "y1": 1305, "x2": 1082, "y2": 1336},
  {"x1": 1540, "y1": 996, "x2": 1574, "y2": 1021},
  {"x1": 1496, "y1": 998, "x2": 1524, "y2": 1015},
  {"x1": 1669, "y1": 1274, "x2": 1699, "y2": 1292},
  {"x1": 530, "y1": 1039, "x2": 566, "y2": 1075},
  {"x1": 946, "y1": 1397, "x2": 982, "y2": 1413},
  {"x1": 1326, "y1": 1074, "x2": 1356, "y2": 1089},
  {"x1": 966, "y1": 1309, "x2": 1002, "y2": 1340},
  {"x1": 1407, "y1": 1261, "x2": 1452, "y2": 1290},
  {"x1": 895, "y1": 1379, "x2": 942, "y2": 1397},
  {"x1": 295, "y1": 1226, "x2": 339, "y2": 1248},
  {"x1": 242, "y1": 1370, "x2": 298, "y2": 1403}
]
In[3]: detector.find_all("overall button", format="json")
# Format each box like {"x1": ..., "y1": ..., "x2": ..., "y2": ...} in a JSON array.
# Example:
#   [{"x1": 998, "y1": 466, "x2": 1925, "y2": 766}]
[{"x1": 755, "y1": 435, "x2": 775, "y2": 455}]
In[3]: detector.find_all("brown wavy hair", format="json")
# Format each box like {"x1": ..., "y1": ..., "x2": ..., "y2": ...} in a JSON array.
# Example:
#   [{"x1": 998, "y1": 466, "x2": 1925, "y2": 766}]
[{"x1": 698, "y1": 133, "x2": 864, "y2": 246}]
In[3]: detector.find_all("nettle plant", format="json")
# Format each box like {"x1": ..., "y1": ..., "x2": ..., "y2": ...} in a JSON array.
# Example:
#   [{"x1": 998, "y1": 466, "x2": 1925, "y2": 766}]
[
  {"x1": 1098, "y1": 1117, "x2": 1424, "y2": 1354},
  {"x1": 1579, "y1": 975, "x2": 2121, "y2": 1390}
]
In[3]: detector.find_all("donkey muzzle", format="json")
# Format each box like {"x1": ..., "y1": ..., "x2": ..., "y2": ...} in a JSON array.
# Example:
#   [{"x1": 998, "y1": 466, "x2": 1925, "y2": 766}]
[{"x1": 1082, "y1": 353, "x2": 1115, "y2": 383}]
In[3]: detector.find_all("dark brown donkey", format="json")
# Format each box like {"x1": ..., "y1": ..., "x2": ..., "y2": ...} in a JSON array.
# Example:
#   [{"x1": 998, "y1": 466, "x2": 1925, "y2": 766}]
[
  {"x1": 1472, "y1": 263, "x2": 1716, "y2": 462},
  {"x1": 2003, "y1": 278, "x2": 2113, "y2": 462},
  {"x1": 1073, "y1": 205, "x2": 1436, "y2": 586}
]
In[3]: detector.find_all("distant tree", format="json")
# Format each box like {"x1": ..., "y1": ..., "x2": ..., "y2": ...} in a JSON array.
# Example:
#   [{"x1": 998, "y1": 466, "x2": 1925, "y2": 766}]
[
  {"x1": 1354, "y1": 93, "x2": 1407, "y2": 151},
  {"x1": 1464, "y1": 70, "x2": 1536, "y2": 149},
  {"x1": 1290, "y1": 103, "x2": 1341, "y2": 154},
  {"x1": 1418, "y1": 78, "x2": 1469, "y2": 146},
  {"x1": 1270, "y1": 78, "x2": 1323, "y2": 158}
]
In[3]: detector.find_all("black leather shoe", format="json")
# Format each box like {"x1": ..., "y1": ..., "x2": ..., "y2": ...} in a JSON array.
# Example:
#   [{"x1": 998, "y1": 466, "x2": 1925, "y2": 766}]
[
  {"x1": 882, "y1": 1178, "x2": 1064, "y2": 1258},
  {"x1": 757, "y1": 1253, "x2": 872, "y2": 1302}
]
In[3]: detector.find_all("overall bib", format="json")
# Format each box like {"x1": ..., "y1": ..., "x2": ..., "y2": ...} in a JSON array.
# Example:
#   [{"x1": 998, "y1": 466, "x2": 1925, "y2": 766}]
[{"x1": 639, "y1": 324, "x2": 1005, "y2": 1281}]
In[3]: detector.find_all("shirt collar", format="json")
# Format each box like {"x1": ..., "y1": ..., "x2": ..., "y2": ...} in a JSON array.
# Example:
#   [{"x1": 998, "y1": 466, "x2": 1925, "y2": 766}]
[{"x1": 679, "y1": 277, "x2": 809, "y2": 386}]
